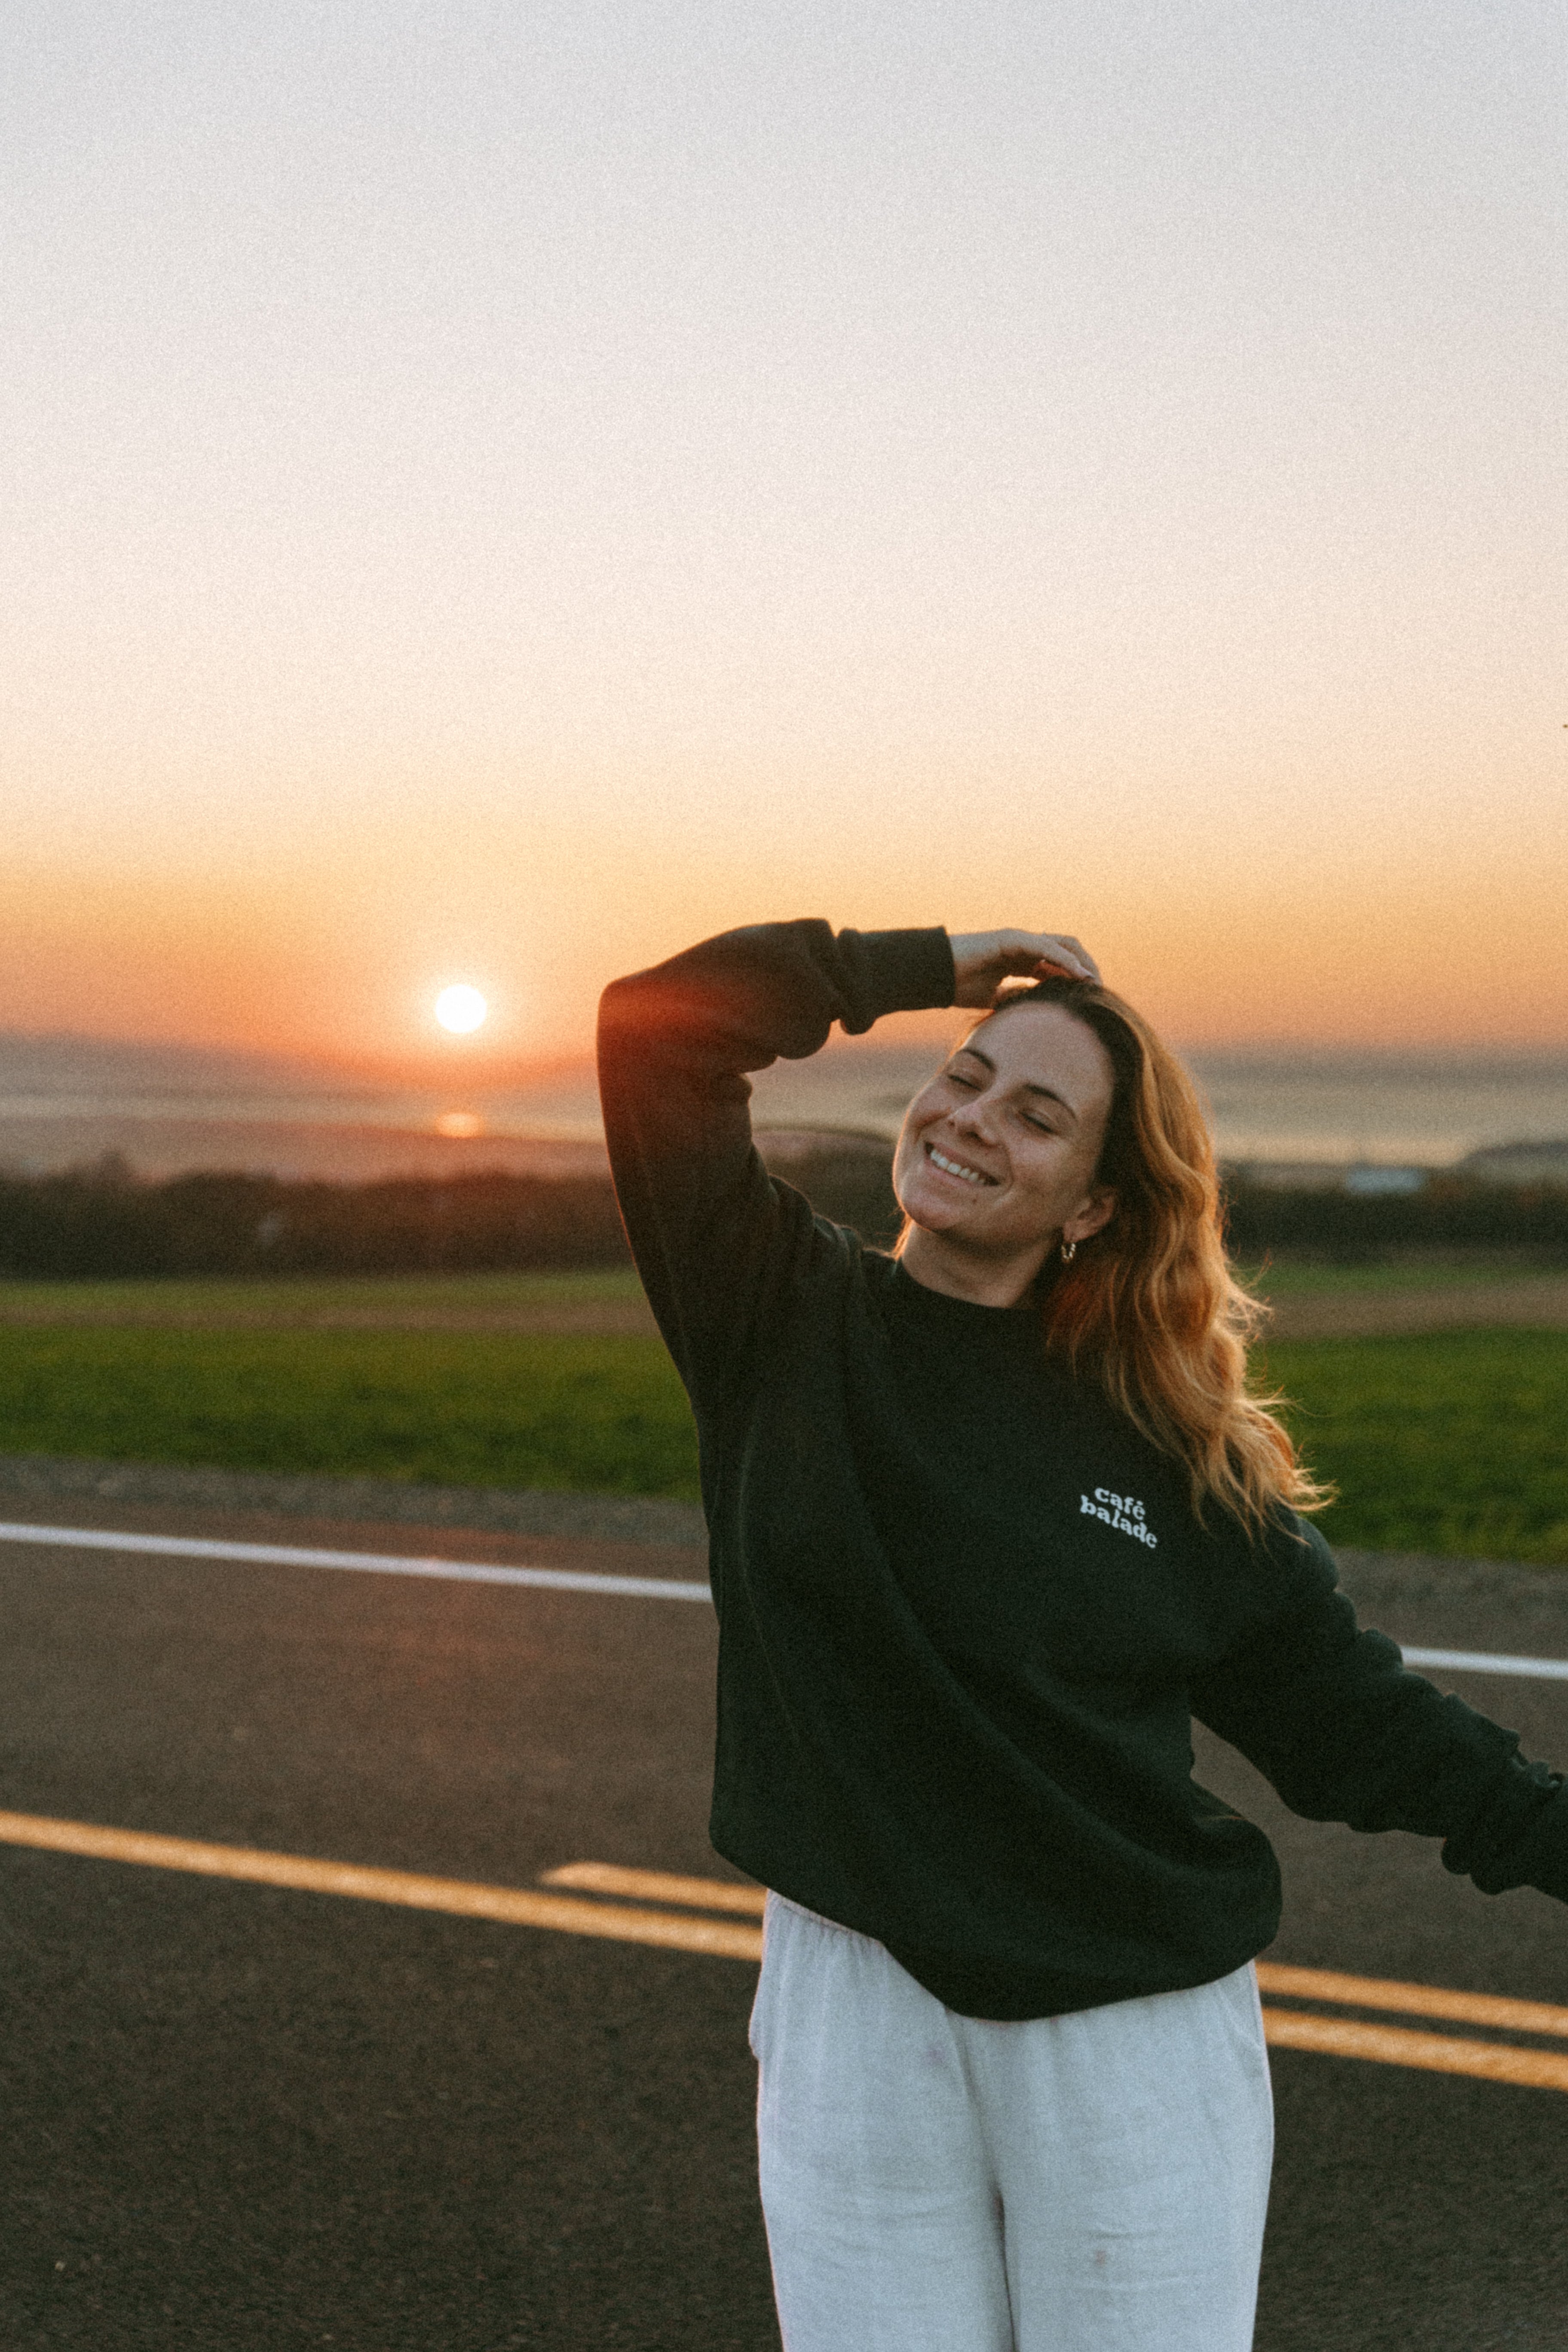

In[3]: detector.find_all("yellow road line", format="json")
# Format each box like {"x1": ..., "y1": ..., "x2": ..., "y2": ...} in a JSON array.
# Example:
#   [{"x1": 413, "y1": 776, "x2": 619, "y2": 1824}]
[
  {"x1": 542, "y1": 1860, "x2": 767, "y2": 1915},
  {"x1": 0, "y1": 1810, "x2": 764, "y2": 1962},
  {"x1": 1261, "y1": 2008, "x2": 1568, "y2": 2092},
  {"x1": 8, "y1": 1815, "x2": 1568, "y2": 2093},
  {"x1": 1257, "y1": 1960, "x2": 1568, "y2": 2039}
]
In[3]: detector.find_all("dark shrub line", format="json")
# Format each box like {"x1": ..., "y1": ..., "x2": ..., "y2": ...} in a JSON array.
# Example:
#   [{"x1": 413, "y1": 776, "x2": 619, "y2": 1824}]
[
  {"x1": 0, "y1": 1165, "x2": 631, "y2": 1279},
  {"x1": 1, "y1": 1150, "x2": 1565, "y2": 1280},
  {"x1": 1221, "y1": 1175, "x2": 1568, "y2": 1259}
]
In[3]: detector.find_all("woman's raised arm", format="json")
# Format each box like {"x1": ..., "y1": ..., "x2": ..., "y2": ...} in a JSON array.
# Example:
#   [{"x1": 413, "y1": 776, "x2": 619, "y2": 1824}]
[{"x1": 596, "y1": 919, "x2": 954, "y2": 1413}]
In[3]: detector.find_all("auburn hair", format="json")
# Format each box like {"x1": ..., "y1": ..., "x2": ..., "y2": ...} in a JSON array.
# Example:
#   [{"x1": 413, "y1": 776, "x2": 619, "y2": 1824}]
[{"x1": 941, "y1": 977, "x2": 1330, "y2": 1540}]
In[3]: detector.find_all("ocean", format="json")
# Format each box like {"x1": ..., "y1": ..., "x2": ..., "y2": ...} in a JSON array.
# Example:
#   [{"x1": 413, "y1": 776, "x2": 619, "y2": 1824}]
[{"x1": 2, "y1": 1028, "x2": 1566, "y2": 1185}]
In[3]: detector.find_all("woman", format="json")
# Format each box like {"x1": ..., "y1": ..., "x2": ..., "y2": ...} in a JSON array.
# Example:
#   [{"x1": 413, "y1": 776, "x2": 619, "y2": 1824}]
[{"x1": 597, "y1": 919, "x2": 1568, "y2": 2352}]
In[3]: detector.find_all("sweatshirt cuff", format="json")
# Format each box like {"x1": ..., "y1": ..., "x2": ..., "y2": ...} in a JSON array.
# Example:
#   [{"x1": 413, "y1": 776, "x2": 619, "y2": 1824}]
[
  {"x1": 1501, "y1": 1776, "x2": 1568, "y2": 1904},
  {"x1": 1444, "y1": 1758, "x2": 1568, "y2": 1899},
  {"x1": 847, "y1": 928, "x2": 956, "y2": 1032}
]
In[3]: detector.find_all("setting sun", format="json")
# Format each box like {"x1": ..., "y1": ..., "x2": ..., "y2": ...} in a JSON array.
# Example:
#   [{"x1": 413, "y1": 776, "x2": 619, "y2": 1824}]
[{"x1": 434, "y1": 985, "x2": 487, "y2": 1036}]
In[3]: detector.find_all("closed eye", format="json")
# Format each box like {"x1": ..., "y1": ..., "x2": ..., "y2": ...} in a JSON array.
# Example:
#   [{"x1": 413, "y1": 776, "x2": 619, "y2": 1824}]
[{"x1": 943, "y1": 1069, "x2": 1057, "y2": 1133}]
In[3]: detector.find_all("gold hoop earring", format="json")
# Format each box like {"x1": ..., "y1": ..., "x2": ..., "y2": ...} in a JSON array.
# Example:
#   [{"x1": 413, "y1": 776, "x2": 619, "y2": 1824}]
[{"x1": 1060, "y1": 1237, "x2": 1077, "y2": 1265}]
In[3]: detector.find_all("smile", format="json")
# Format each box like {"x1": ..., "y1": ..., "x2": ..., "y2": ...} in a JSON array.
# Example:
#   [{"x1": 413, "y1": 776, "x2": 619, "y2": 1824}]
[{"x1": 925, "y1": 1143, "x2": 998, "y2": 1187}]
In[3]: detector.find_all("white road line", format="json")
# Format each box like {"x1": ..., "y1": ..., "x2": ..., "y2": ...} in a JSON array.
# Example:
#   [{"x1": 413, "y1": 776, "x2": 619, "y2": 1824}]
[
  {"x1": 0, "y1": 1521, "x2": 711, "y2": 1602},
  {"x1": 1400, "y1": 1646, "x2": 1568, "y2": 1682},
  {"x1": 2, "y1": 1526, "x2": 1564, "y2": 1669}
]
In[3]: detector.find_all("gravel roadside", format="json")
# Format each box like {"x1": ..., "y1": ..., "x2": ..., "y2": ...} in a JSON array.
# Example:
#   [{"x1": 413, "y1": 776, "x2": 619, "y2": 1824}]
[{"x1": 0, "y1": 1450, "x2": 706, "y2": 1547}]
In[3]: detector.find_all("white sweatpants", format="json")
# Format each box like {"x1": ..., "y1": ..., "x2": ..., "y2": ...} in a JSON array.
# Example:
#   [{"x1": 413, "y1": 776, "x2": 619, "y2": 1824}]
[{"x1": 750, "y1": 1895, "x2": 1273, "y2": 2352}]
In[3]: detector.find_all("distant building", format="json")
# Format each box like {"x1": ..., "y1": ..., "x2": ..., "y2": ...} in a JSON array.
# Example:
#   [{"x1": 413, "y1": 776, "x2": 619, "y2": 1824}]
[
  {"x1": 1455, "y1": 1139, "x2": 1568, "y2": 1186},
  {"x1": 1227, "y1": 1142, "x2": 1568, "y2": 1193},
  {"x1": 1343, "y1": 1165, "x2": 1427, "y2": 1197},
  {"x1": 1224, "y1": 1159, "x2": 1429, "y2": 1195}
]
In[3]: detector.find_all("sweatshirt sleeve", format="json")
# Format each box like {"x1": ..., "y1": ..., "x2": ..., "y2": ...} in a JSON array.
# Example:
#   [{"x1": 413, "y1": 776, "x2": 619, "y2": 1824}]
[
  {"x1": 1190, "y1": 1516, "x2": 1568, "y2": 1904},
  {"x1": 596, "y1": 920, "x2": 954, "y2": 1416}
]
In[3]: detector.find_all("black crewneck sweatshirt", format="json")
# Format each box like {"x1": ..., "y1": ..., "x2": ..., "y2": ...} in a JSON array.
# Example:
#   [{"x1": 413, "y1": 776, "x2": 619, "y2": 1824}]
[{"x1": 597, "y1": 919, "x2": 1568, "y2": 2019}]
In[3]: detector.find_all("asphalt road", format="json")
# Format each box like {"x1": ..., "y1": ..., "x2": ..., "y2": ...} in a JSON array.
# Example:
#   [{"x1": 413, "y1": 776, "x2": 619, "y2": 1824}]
[{"x1": 3, "y1": 1499, "x2": 1568, "y2": 2352}]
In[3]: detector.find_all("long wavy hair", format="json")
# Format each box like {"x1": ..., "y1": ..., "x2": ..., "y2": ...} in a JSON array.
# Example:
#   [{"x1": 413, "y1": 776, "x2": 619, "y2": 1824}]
[{"x1": 930, "y1": 977, "x2": 1331, "y2": 1539}]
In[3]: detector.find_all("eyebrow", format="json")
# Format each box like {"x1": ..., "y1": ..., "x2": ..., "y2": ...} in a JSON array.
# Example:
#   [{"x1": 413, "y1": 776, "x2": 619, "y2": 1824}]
[{"x1": 949, "y1": 1045, "x2": 1079, "y2": 1122}]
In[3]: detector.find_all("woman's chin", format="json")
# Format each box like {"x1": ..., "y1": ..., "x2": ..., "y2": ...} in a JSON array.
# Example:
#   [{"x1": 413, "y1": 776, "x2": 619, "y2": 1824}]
[{"x1": 896, "y1": 1181, "x2": 980, "y2": 1234}]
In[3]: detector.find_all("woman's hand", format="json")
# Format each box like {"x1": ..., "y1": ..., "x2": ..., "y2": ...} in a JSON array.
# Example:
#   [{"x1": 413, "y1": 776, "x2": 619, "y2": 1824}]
[{"x1": 946, "y1": 931, "x2": 1101, "y2": 1008}]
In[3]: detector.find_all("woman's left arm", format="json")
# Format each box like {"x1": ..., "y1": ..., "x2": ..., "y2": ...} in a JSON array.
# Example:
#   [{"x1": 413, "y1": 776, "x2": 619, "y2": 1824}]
[{"x1": 1190, "y1": 1522, "x2": 1568, "y2": 1902}]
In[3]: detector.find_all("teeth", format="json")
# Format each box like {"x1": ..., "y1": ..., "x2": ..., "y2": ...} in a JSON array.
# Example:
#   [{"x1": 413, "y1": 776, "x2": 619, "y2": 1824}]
[{"x1": 928, "y1": 1145, "x2": 994, "y2": 1186}]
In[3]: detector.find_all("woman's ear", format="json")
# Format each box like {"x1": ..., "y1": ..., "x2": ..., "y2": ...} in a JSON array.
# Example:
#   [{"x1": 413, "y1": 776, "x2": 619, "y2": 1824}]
[{"x1": 1064, "y1": 1189, "x2": 1117, "y2": 1246}]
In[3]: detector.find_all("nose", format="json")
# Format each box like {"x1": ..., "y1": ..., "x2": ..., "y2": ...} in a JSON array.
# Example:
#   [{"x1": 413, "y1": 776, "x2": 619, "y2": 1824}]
[{"x1": 950, "y1": 1091, "x2": 999, "y2": 1143}]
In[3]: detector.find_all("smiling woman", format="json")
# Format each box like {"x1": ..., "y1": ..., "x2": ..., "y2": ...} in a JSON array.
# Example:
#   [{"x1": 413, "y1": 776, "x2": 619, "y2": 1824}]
[{"x1": 597, "y1": 916, "x2": 1568, "y2": 2352}]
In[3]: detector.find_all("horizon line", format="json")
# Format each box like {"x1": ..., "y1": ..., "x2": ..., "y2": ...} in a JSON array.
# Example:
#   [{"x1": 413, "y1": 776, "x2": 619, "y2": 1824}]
[{"x1": 4, "y1": 1025, "x2": 1568, "y2": 1075}]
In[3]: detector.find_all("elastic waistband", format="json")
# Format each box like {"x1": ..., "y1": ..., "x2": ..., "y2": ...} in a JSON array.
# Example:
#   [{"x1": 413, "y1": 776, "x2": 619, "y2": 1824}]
[{"x1": 767, "y1": 1890, "x2": 879, "y2": 1944}]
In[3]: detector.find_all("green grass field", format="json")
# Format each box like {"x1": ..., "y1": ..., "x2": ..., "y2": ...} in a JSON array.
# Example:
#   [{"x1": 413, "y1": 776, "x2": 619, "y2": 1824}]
[
  {"x1": 0, "y1": 1292, "x2": 1564, "y2": 1563},
  {"x1": 1264, "y1": 1330, "x2": 1568, "y2": 1565},
  {"x1": 0, "y1": 1324, "x2": 701, "y2": 1499}
]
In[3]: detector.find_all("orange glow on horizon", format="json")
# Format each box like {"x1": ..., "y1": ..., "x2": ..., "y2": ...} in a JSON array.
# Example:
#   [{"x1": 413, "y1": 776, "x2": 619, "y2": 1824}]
[{"x1": 2, "y1": 816, "x2": 1564, "y2": 1069}]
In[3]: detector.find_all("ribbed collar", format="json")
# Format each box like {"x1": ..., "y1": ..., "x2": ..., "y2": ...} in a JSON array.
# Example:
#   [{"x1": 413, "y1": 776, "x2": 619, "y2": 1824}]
[{"x1": 886, "y1": 1255, "x2": 1047, "y2": 1349}]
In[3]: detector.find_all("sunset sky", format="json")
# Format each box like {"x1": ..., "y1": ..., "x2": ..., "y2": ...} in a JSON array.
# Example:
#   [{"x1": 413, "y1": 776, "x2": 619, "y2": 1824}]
[{"x1": 7, "y1": 1, "x2": 1565, "y2": 1068}]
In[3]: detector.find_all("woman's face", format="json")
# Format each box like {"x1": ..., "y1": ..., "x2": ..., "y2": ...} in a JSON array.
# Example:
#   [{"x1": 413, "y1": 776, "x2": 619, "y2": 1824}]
[{"x1": 893, "y1": 1003, "x2": 1118, "y2": 1271}]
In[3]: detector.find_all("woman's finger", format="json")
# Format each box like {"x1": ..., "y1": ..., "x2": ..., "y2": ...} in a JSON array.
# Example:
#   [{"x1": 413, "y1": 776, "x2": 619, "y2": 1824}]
[
  {"x1": 1054, "y1": 935, "x2": 1101, "y2": 981},
  {"x1": 946, "y1": 930, "x2": 1100, "y2": 997},
  {"x1": 1022, "y1": 934, "x2": 1098, "y2": 982}
]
